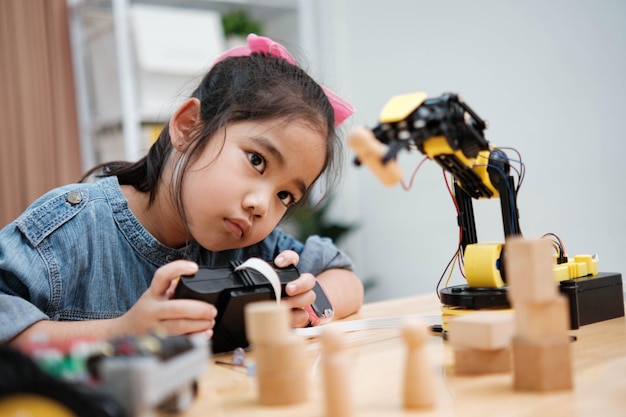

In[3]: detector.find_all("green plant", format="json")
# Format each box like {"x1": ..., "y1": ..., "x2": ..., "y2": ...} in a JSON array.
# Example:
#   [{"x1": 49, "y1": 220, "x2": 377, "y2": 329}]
[
  {"x1": 222, "y1": 10, "x2": 263, "y2": 37},
  {"x1": 291, "y1": 198, "x2": 356, "y2": 245},
  {"x1": 287, "y1": 197, "x2": 378, "y2": 293}
]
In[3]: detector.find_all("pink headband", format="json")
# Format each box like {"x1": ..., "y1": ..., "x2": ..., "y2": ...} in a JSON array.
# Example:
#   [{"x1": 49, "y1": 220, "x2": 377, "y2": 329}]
[{"x1": 213, "y1": 34, "x2": 355, "y2": 127}]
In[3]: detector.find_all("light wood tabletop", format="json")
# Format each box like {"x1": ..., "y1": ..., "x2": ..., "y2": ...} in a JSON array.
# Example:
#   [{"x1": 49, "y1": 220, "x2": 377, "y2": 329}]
[{"x1": 174, "y1": 293, "x2": 626, "y2": 417}]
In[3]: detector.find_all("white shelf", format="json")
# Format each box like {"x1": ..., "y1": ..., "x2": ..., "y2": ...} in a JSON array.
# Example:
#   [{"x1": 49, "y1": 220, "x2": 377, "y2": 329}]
[{"x1": 70, "y1": 0, "x2": 300, "y2": 163}]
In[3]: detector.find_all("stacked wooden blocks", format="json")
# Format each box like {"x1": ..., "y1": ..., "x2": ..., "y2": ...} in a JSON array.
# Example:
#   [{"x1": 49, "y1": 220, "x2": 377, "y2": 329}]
[
  {"x1": 505, "y1": 237, "x2": 573, "y2": 391},
  {"x1": 244, "y1": 301, "x2": 310, "y2": 405},
  {"x1": 448, "y1": 311, "x2": 514, "y2": 375}
]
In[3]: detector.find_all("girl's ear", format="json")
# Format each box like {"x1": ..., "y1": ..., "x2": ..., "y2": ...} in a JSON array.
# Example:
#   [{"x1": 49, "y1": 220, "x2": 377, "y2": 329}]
[{"x1": 169, "y1": 98, "x2": 201, "y2": 151}]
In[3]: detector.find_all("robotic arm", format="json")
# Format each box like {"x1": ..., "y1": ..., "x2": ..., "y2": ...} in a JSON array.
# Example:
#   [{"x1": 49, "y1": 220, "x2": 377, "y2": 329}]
[
  {"x1": 349, "y1": 93, "x2": 618, "y2": 327},
  {"x1": 349, "y1": 92, "x2": 521, "y2": 275}
]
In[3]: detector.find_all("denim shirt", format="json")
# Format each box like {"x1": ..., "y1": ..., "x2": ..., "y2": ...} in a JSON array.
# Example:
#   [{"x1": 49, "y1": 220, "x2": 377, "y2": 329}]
[{"x1": 0, "y1": 176, "x2": 353, "y2": 343}]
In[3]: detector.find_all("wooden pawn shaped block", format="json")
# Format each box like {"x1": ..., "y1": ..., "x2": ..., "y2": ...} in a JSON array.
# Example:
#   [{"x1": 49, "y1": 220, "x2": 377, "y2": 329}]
[
  {"x1": 504, "y1": 237, "x2": 559, "y2": 304},
  {"x1": 402, "y1": 319, "x2": 436, "y2": 409},
  {"x1": 447, "y1": 311, "x2": 514, "y2": 350},
  {"x1": 512, "y1": 336, "x2": 573, "y2": 391},
  {"x1": 514, "y1": 295, "x2": 570, "y2": 340},
  {"x1": 321, "y1": 324, "x2": 354, "y2": 417}
]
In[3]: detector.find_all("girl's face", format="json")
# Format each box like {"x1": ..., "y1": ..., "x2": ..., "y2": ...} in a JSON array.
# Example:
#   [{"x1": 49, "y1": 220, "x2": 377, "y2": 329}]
[{"x1": 182, "y1": 119, "x2": 327, "y2": 251}]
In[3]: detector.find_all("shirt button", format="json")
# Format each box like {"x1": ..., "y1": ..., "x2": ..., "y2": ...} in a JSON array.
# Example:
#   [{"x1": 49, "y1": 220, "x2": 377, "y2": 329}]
[{"x1": 66, "y1": 192, "x2": 82, "y2": 205}]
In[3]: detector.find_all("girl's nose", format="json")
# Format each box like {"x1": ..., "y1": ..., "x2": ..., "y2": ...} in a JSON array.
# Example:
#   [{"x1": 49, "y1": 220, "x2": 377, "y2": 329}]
[{"x1": 243, "y1": 190, "x2": 269, "y2": 219}]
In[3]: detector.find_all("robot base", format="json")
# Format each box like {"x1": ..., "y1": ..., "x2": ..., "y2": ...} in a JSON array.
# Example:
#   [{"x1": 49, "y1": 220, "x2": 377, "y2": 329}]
[
  {"x1": 439, "y1": 272, "x2": 624, "y2": 330},
  {"x1": 439, "y1": 285, "x2": 510, "y2": 310}
]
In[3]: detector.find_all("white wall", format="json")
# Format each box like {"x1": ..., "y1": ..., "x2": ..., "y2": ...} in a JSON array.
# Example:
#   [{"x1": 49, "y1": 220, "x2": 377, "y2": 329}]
[{"x1": 306, "y1": 0, "x2": 626, "y2": 301}]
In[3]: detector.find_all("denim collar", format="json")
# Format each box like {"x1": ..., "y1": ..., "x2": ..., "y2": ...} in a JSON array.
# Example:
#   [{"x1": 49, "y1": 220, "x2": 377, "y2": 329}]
[{"x1": 98, "y1": 176, "x2": 200, "y2": 266}]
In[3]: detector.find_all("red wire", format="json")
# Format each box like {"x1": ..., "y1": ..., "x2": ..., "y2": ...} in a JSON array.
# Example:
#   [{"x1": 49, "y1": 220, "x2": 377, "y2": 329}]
[
  {"x1": 443, "y1": 169, "x2": 460, "y2": 214},
  {"x1": 400, "y1": 156, "x2": 430, "y2": 191}
]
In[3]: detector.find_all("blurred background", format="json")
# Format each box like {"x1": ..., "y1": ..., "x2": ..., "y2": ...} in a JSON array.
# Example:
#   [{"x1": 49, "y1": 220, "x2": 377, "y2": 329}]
[{"x1": 1, "y1": 0, "x2": 624, "y2": 302}]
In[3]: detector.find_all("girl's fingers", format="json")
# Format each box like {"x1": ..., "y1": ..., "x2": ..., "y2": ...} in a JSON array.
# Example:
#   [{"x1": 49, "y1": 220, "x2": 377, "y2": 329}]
[
  {"x1": 165, "y1": 278, "x2": 180, "y2": 299},
  {"x1": 150, "y1": 260, "x2": 199, "y2": 297},
  {"x1": 274, "y1": 250, "x2": 299, "y2": 267},
  {"x1": 162, "y1": 318, "x2": 216, "y2": 336},
  {"x1": 159, "y1": 299, "x2": 218, "y2": 320},
  {"x1": 285, "y1": 273, "x2": 316, "y2": 296},
  {"x1": 155, "y1": 299, "x2": 217, "y2": 335},
  {"x1": 284, "y1": 289, "x2": 316, "y2": 310},
  {"x1": 290, "y1": 307, "x2": 310, "y2": 328}
]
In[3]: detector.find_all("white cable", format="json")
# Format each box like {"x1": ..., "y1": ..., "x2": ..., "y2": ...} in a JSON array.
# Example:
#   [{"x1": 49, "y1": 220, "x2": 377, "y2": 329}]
[
  {"x1": 235, "y1": 258, "x2": 282, "y2": 304},
  {"x1": 294, "y1": 314, "x2": 442, "y2": 337}
]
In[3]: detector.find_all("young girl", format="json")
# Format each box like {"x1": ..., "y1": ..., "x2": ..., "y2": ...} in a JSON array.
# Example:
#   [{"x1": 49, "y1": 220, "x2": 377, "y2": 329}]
[{"x1": 0, "y1": 34, "x2": 364, "y2": 346}]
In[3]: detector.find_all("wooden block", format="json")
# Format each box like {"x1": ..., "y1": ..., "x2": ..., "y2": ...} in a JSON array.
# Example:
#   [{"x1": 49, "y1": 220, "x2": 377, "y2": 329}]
[
  {"x1": 514, "y1": 295, "x2": 570, "y2": 340},
  {"x1": 254, "y1": 335, "x2": 310, "y2": 406},
  {"x1": 512, "y1": 336, "x2": 573, "y2": 391},
  {"x1": 453, "y1": 346, "x2": 512, "y2": 375},
  {"x1": 253, "y1": 336, "x2": 309, "y2": 377},
  {"x1": 402, "y1": 319, "x2": 436, "y2": 409},
  {"x1": 253, "y1": 376, "x2": 307, "y2": 406},
  {"x1": 244, "y1": 301, "x2": 310, "y2": 406},
  {"x1": 244, "y1": 301, "x2": 290, "y2": 345},
  {"x1": 447, "y1": 311, "x2": 514, "y2": 350},
  {"x1": 504, "y1": 237, "x2": 559, "y2": 304},
  {"x1": 321, "y1": 324, "x2": 354, "y2": 417}
]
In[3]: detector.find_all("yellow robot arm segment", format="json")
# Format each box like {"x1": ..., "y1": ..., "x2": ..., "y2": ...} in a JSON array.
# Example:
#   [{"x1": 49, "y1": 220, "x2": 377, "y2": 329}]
[
  {"x1": 423, "y1": 137, "x2": 499, "y2": 199},
  {"x1": 464, "y1": 242, "x2": 506, "y2": 288},
  {"x1": 379, "y1": 92, "x2": 428, "y2": 123}
]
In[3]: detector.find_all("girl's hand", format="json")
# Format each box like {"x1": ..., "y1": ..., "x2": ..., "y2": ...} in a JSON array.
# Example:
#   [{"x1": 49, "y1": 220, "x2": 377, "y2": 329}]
[
  {"x1": 117, "y1": 260, "x2": 218, "y2": 337},
  {"x1": 274, "y1": 250, "x2": 316, "y2": 327}
]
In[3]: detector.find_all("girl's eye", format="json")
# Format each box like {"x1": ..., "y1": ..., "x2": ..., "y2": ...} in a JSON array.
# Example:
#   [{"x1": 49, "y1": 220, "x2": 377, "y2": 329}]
[
  {"x1": 248, "y1": 152, "x2": 266, "y2": 173},
  {"x1": 277, "y1": 191, "x2": 296, "y2": 207}
]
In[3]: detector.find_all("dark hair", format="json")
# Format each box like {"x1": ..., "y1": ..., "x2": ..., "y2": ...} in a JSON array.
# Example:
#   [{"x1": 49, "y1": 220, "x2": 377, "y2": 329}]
[{"x1": 82, "y1": 53, "x2": 343, "y2": 218}]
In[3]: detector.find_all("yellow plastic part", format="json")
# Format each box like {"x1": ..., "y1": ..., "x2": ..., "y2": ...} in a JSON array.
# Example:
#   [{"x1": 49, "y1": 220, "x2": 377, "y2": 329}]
[
  {"x1": 553, "y1": 264, "x2": 570, "y2": 282},
  {"x1": 552, "y1": 253, "x2": 599, "y2": 281},
  {"x1": 463, "y1": 243, "x2": 505, "y2": 288},
  {"x1": 575, "y1": 254, "x2": 599, "y2": 276},
  {"x1": 379, "y1": 92, "x2": 428, "y2": 123},
  {"x1": 0, "y1": 394, "x2": 77, "y2": 417},
  {"x1": 466, "y1": 150, "x2": 500, "y2": 197},
  {"x1": 422, "y1": 135, "x2": 458, "y2": 160},
  {"x1": 422, "y1": 138, "x2": 499, "y2": 198},
  {"x1": 569, "y1": 261, "x2": 588, "y2": 278}
]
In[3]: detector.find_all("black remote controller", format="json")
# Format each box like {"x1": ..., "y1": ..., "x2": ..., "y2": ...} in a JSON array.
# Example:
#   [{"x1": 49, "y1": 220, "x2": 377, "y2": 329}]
[{"x1": 173, "y1": 260, "x2": 299, "y2": 353}]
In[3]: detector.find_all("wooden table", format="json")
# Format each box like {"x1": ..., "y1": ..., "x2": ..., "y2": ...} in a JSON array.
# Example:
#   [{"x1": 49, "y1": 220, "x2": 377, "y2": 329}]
[{"x1": 175, "y1": 293, "x2": 626, "y2": 417}]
